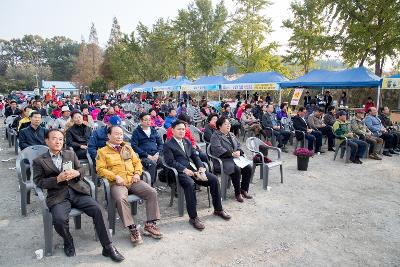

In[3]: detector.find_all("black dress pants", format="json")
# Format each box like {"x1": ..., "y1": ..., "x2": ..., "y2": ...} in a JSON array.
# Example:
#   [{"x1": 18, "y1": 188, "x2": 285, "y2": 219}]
[
  {"x1": 141, "y1": 157, "x2": 163, "y2": 185},
  {"x1": 178, "y1": 171, "x2": 223, "y2": 219},
  {"x1": 50, "y1": 188, "x2": 111, "y2": 248},
  {"x1": 229, "y1": 164, "x2": 252, "y2": 195},
  {"x1": 318, "y1": 126, "x2": 335, "y2": 149}
]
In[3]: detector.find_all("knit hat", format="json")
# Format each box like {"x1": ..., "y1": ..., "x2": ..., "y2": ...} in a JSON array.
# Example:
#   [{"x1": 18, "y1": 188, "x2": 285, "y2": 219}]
[
  {"x1": 61, "y1": 106, "x2": 70, "y2": 112},
  {"x1": 355, "y1": 108, "x2": 364, "y2": 114},
  {"x1": 108, "y1": 115, "x2": 122, "y2": 126},
  {"x1": 337, "y1": 110, "x2": 347, "y2": 117}
]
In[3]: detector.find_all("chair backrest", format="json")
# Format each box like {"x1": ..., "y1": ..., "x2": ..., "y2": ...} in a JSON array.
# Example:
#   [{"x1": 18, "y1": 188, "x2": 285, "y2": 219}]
[
  {"x1": 5, "y1": 115, "x2": 18, "y2": 126},
  {"x1": 246, "y1": 137, "x2": 263, "y2": 153},
  {"x1": 189, "y1": 125, "x2": 203, "y2": 142},
  {"x1": 16, "y1": 145, "x2": 49, "y2": 180},
  {"x1": 157, "y1": 127, "x2": 167, "y2": 140}
]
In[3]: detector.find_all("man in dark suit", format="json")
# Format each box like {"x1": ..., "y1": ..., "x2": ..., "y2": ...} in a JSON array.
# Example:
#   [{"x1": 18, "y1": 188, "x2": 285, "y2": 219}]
[
  {"x1": 292, "y1": 106, "x2": 323, "y2": 153},
  {"x1": 33, "y1": 129, "x2": 124, "y2": 262},
  {"x1": 4, "y1": 100, "x2": 21, "y2": 118},
  {"x1": 163, "y1": 120, "x2": 231, "y2": 230},
  {"x1": 261, "y1": 104, "x2": 291, "y2": 152}
]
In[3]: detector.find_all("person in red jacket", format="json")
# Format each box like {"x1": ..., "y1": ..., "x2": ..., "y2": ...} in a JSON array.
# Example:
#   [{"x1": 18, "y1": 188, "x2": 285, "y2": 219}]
[
  {"x1": 364, "y1": 97, "x2": 375, "y2": 113},
  {"x1": 166, "y1": 114, "x2": 209, "y2": 164}
]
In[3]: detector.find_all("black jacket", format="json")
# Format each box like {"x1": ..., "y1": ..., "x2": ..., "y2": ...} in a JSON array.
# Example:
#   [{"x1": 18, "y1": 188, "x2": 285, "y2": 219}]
[
  {"x1": 4, "y1": 107, "x2": 21, "y2": 118},
  {"x1": 66, "y1": 124, "x2": 92, "y2": 150},
  {"x1": 252, "y1": 105, "x2": 263, "y2": 120},
  {"x1": 18, "y1": 125, "x2": 47, "y2": 150},
  {"x1": 163, "y1": 138, "x2": 203, "y2": 173},
  {"x1": 203, "y1": 124, "x2": 216, "y2": 143},
  {"x1": 292, "y1": 115, "x2": 310, "y2": 139}
]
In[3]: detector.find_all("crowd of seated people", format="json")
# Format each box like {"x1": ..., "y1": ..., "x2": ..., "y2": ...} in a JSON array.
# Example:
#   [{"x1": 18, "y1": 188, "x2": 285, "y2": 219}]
[{"x1": 4, "y1": 90, "x2": 400, "y2": 262}]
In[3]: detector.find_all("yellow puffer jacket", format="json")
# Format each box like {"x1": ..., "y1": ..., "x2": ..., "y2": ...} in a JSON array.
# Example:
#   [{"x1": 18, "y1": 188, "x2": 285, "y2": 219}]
[{"x1": 96, "y1": 142, "x2": 143, "y2": 187}]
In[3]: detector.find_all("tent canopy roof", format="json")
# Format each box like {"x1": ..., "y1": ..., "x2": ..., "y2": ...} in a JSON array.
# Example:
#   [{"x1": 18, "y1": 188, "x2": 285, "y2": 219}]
[
  {"x1": 118, "y1": 83, "x2": 140, "y2": 93},
  {"x1": 389, "y1": 74, "x2": 400, "y2": 78},
  {"x1": 280, "y1": 67, "x2": 381, "y2": 88},
  {"x1": 193, "y1": 75, "x2": 228, "y2": 85},
  {"x1": 228, "y1": 71, "x2": 289, "y2": 84},
  {"x1": 41, "y1": 80, "x2": 77, "y2": 90}
]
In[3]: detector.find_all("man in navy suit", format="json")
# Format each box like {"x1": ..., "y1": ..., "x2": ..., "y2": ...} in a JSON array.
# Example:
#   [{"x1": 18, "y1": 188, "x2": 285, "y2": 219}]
[{"x1": 163, "y1": 120, "x2": 231, "y2": 230}]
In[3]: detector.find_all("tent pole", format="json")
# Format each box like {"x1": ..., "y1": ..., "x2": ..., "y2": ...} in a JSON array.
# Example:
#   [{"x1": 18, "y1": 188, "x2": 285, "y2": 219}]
[
  {"x1": 218, "y1": 90, "x2": 221, "y2": 101},
  {"x1": 279, "y1": 89, "x2": 282, "y2": 106},
  {"x1": 376, "y1": 86, "x2": 381, "y2": 110},
  {"x1": 206, "y1": 91, "x2": 208, "y2": 101}
]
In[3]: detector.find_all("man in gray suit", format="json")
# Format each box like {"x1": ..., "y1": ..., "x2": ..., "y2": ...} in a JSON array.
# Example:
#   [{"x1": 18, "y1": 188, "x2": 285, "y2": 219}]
[{"x1": 33, "y1": 129, "x2": 124, "y2": 262}]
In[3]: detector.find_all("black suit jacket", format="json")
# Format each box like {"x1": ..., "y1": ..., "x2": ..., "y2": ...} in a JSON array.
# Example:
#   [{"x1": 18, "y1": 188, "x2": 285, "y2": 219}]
[
  {"x1": 163, "y1": 138, "x2": 203, "y2": 173},
  {"x1": 33, "y1": 149, "x2": 89, "y2": 208},
  {"x1": 292, "y1": 115, "x2": 310, "y2": 139}
]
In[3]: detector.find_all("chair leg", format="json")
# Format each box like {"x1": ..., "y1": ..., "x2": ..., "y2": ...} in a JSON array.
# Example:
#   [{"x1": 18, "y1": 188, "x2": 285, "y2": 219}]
[
  {"x1": 177, "y1": 185, "x2": 184, "y2": 217},
  {"x1": 345, "y1": 144, "x2": 351, "y2": 163},
  {"x1": 207, "y1": 187, "x2": 211, "y2": 208},
  {"x1": 221, "y1": 174, "x2": 228, "y2": 200},
  {"x1": 74, "y1": 215, "x2": 81, "y2": 229},
  {"x1": 131, "y1": 202, "x2": 138, "y2": 216},
  {"x1": 108, "y1": 200, "x2": 116, "y2": 235},
  {"x1": 263, "y1": 168, "x2": 269, "y2": 190},
  {"x1": 27, "y1": 190, "x2": 31, "y2": 204},
  {"x1": 251, "y1": 164, "x2": 257, "y2": 183},
  {"x1": 280, "y1": 165, "x2": 283, "y2": 183},
  {"x1": 20, "y1": 186, "x2": 27, "y2": 216},
  {"x1": 43, "y1": 210, "x2": 53, "y2": 256},
  {"x1": 169, "y1": 184, "x2": 176, "y2": 207}
]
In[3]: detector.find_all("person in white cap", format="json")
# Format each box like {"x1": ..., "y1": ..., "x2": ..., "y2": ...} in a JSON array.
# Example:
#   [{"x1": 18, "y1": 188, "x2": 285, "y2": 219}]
[{"x1": 52, "y1": 106, "x2": 71, "y2": 131}]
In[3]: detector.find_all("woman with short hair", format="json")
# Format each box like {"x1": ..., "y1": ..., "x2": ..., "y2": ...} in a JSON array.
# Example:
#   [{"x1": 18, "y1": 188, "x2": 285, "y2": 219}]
[{"x1": 210, "y1": 116, "x2": 253, "y2": 203}]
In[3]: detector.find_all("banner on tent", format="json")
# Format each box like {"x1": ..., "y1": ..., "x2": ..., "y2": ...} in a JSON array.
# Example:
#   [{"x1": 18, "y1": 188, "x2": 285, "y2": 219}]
[
  {"x1": 382, "y1": 78, "x2": 400, "y2": 89},
  {"x1": 290, "y1": 88, "x2": 304, "y2": 105},
  {"x1": 253, "y1": 83, "x2": 279, "y2": 91},
  {"x1": 181, "y1": 84, "x2": 219, "y2": 91},
  {"x1": 221, "y1": 83, "x2": 278, "y2": 91},
  {"x1": 221, "y1": 83, "x2": 253, "y2": 90}
]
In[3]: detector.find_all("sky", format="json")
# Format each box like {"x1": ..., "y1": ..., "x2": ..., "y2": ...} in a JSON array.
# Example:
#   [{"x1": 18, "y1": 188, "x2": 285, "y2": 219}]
[
  {"x1": 0, "y1": 0, "x2": 394, "y2": 70},
  {"x1": 0, "y1": 0, "x2": 293, "y2": 53}
]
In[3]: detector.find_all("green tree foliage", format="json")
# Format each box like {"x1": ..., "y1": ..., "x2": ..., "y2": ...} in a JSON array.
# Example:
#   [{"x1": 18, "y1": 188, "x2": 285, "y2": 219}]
[
  {"x1": 228, "y1": 0, "x2": 285, "y2": 74},
  {"x1": 186, "y1": 0, "x2": 229, "y2": 75},
  {"x1": 282, "y1": 0, "x2": 333, "y2": 74},
  {"x1": 326, "y1": 0, "x2": 400, "y2": 76}
]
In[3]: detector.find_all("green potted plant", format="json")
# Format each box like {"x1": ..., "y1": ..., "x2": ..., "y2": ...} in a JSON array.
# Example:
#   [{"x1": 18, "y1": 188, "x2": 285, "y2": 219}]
[{"x1": 293, "y1": 147, "x2": 314, "y2": 171}]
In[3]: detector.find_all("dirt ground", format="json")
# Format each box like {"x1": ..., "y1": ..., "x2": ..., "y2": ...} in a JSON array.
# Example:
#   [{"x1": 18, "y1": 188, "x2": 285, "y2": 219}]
[{"x1": 0, "y1": 121, "x2": 399, "y2": 267}]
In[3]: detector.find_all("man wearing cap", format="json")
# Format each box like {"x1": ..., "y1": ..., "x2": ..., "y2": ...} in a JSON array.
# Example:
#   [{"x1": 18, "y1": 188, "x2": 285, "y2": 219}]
[
  {"x1": 52, "y1": 106, "x2": 71, "y2": 131},
  {"x1": 66, "y1": 110, "x2": 92, "y2": 160},
  {"x1": 351, "y1": 109, "x2": 383, "y2": 160},
  {"x1": 88, "y1": 115, "x2": 122, "y2": 164},
  {"x1": 364, "y1": 107, "x2": 398, "y2": 156},
  {"x1": 333, "y1": 110, "x2": 368, "y2": 164}
]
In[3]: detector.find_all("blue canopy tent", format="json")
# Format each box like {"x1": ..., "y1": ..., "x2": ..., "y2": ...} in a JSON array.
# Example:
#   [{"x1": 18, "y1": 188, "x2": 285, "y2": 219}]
[
  {"x1": 153, "y1": 78, "x2": 177, "y2": 92},
  {"x1": 135, "y1": 81, "x2": 162, "y2": 92},
  {"x1": 280, "y1": 67, "x2": 381, "y2": 89},
  {"x1": 118, "y1": 83, "x2": 140, "y2": 93},
  {"x1": 280, "y1": 67, "x2": 382, "y2": 108},
  {"x1": 221, "y1": 71, "x2": 289, "y2": 103},
  {"x1": 182, "y1": 75, "x2": 228, "y2": 91},
  {"x1": 154, "y1": 77, "x2": 192, "y2": 92}
]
